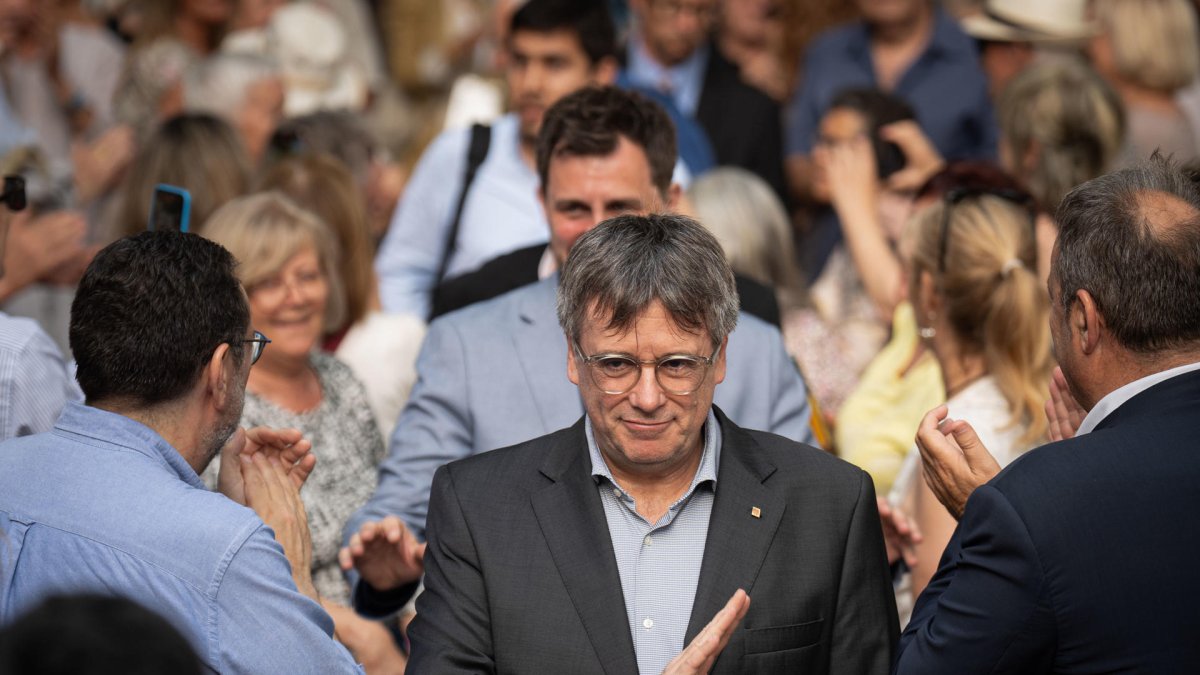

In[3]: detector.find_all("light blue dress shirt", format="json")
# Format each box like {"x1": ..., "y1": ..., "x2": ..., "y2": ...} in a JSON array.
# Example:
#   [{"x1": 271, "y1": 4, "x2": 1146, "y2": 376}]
[
  {"x1": 0, "y1": 403, "x2": 363, "y2": 674},
  {"x1": 625, "y1": 37, "x2": 710, "y2": 118},
  {"x1": 375, "y1": 113, "x2": 547, "y2": 319},
  {"x1": 0, "y1": 312, "x2": 81, "y2": 441},
  {"x1": 588, "y1": 410, "x2": 721, "y2": 675}
]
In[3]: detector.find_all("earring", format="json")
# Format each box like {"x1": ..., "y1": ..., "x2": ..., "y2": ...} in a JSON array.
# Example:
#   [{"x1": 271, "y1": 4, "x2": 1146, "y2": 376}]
[{"x1": 919, "y1": 326, "x2": 936, "y2": 339}]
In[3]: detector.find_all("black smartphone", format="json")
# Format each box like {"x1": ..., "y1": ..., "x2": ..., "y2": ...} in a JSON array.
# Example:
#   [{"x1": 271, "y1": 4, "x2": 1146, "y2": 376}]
[{"x1": 148, "y1": 184, "x2": 191, "y2": 233}]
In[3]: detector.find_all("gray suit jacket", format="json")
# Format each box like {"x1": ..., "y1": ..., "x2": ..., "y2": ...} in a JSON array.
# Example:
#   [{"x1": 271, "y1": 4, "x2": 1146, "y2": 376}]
[
  {"x1": 348, "y1": 277, "x2": 814, "y2": 543},
  {"x1": 404, "y1": 409, "x2": 897, "y2": 673}
]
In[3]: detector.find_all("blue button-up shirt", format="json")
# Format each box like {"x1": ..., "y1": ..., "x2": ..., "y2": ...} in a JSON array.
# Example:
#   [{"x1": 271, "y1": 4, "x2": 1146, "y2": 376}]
[
  {"x1": 375, "y1": 113, "x2": 547, "y2": 319},
  {"x1": 785, "y1": 9, "x2": 997, "y2": 161},
  {"x1": 0, "y1": 311, "x2": 81, "y2": 441},
  {"x1": 588, "y1": 410, "x2": 721, "y2": 674},
  {"x1": 0, "y1": 403, "x2": 362, "y2": 674}
]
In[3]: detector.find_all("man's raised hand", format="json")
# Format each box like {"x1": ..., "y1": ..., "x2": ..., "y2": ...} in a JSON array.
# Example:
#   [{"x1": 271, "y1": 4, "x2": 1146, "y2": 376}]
[
  {"x1": 338, "y1": 516, "x2": 426, "y2": 592},
  {"x1": 662, "y1": 589, "x2": 750, "y2": 675},
  {"x1": 915, "y1": 405, "x2": 1001, "y2": 520}
]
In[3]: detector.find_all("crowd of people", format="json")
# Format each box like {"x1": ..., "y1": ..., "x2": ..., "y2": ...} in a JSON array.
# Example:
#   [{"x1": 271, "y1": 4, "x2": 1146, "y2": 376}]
[{"x1": 1, "y1": 0, "x2": 1199, "y2": 673}]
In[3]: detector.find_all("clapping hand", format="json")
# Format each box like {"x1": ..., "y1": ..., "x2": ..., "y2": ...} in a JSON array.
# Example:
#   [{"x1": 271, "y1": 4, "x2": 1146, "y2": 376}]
[
  {"x1": 662, "y1": 589, "x2": 750, "y2": 675},
  {"x1": 338, "y1": 516, "x2": 426, "y2": 592},
  {"x1": 217, "y1": 427, "x2": 315, "y2": 506},
  {"x1": 1046, "y1": 367, "x2": 1086, "y2": 442},
  {"x1": 915, "y1": 405, "x2": 1001, "y2": 520},
  {"x1": 877, "y1": 497, "x2": 922, "y2": 567}
]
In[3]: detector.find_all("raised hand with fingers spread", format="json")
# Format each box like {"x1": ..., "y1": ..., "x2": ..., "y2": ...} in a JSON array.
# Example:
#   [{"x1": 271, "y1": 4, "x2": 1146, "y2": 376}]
[
  {"x1": 338, "y1": 515, "x2": 426, "y2": 592},
  {"x1": 914, "y1": 405, "x2": 1002, "y2": 519}
]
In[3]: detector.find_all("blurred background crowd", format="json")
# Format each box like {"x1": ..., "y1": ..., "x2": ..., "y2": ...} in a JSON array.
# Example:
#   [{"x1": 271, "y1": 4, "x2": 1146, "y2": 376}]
[{"x1": 2, "y1": 0, "x2": 1200, "y2": 670}]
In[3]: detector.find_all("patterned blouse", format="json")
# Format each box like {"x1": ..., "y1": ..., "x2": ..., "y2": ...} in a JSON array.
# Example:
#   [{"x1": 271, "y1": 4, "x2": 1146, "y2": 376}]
[{"x1": 205, "y1": 352, "x2": 385, "y2": 605}]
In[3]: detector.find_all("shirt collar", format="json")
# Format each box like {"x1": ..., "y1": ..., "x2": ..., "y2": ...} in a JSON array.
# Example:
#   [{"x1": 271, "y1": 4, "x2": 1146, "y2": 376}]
[
  {"x1": 587, "y1": 408, "x2": 722, "y2": 499},
  {"x1": 625, "y1": 35, "x2": 709, "y2": 114},
  {"x1": 53, "y1": 401, "x2": 208, "y2": 490},
  {"x1": 1076, "y1": 360, "x2": 1200, "y2": 435},
  {"x1": 846, "y1": 8, "x2": 959, "y2": 63}
]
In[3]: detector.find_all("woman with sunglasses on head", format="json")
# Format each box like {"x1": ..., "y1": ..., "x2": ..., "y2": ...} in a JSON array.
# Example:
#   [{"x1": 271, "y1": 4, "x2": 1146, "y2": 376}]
[
  {"x1": 199, "y1": 192, "x2": 407, "y2": 672},
  {"x1": 888, "y1": 185, "x2": 1053, "y2": 621}
]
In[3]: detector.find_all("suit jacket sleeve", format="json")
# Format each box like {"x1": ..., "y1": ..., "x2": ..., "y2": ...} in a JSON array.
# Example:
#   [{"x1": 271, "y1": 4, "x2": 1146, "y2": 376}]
[
  {"x1": 893, "y1": 484, "x2": 1056, "y2": 674},
  {"x1": 345, "y1": 316, "x2": 474, "y2": 548},
  {"x1": 407, "y1": 464, "x2": 497, "y2": 673},
  {"x1": 832, "y1": 470, "x2": 899, "y2": 675}
]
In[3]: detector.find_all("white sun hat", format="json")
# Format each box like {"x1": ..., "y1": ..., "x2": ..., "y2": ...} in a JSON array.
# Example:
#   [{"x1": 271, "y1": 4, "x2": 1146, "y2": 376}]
[{"x1": 961, "y1": 0, "x2": 1096, "y2": 43}]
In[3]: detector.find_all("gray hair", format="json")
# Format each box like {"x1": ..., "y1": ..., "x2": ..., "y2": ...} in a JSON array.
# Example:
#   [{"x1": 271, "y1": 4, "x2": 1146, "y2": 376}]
[
  {"x1": 557, "y1": 213, "x2": 739, "y2": 346},
  {"x1": 688, "y1": 167, "x2": 807, "y2": 310},
  {"x1": 1055, "y1": 155, "x2": 1200, "y2": 354},
  {"x1": 183, "y1": 53, "x2": 280, "y2": 119}
]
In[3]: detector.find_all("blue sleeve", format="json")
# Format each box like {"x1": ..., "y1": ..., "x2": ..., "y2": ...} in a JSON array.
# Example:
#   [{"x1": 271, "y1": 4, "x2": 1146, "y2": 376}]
[
  {"x1": 894, "y1": 484, "x2": 1056, "y2": 674},
  {"x1": 214, "y1": 526, "x2": 364, "y2": 673},
  {"x1": 345, "y1": 316, "x2": 474, "y2": 546},
  {"x1": 768, "y1": 329, "x2": 817, "y2": 446},
  {"x1": 4, "y1": 323, "x2": 81, "y2": 439},
  {"x1": 375, "y1": 129, "x2": 470, "y2": 319}
]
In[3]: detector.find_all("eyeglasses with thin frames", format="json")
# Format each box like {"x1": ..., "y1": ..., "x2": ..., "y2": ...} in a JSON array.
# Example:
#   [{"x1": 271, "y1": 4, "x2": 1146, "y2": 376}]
[
  {"x1": 938, "y1": 187, "x2": 1036, "y2": 274},
  {"x1": 572, "y1": 342, "x2": 718, "y2": 396},
  {"x1": 243, "y1": 331, "x2": 271, "y2": 365}
]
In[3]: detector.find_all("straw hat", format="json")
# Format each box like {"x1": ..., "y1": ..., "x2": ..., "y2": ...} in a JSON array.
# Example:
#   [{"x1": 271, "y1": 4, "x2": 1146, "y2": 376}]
[{"x1": 961, "y1": 0, "x2": 1096, "y2": 43}]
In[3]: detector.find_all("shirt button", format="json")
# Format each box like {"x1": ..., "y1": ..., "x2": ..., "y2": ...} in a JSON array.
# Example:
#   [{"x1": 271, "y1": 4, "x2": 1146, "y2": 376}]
[
  {"x1": 643, "y1": 618, "x2": 654, "y2": 630},
  {"x1": 643, "y1": 535, "x2": 653, "y2": 547}
]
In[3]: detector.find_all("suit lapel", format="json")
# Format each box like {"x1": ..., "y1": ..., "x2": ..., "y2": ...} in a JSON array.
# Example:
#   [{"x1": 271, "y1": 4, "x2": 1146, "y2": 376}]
[
  {"x1": 531, "y1": 421, "x2": 639, "y2": 675},
  {"x1": 685, "y1": 410, "x2": 786, "y2": 645},
  {"x1": 512, "y1": 277, "x2": 582, "y2": 433}
]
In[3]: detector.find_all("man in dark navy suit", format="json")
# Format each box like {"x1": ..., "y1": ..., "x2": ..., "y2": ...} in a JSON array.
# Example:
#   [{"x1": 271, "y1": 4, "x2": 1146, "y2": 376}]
[{"x1": 895, "y1": 157, "x2": 1200, "y2": 674}]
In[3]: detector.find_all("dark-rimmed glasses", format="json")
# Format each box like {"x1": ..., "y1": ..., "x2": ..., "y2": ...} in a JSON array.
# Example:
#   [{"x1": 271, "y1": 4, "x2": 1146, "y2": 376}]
[
  {"x1": 573, "y1": 342, "x2": 718, "y2": 396},
  {"x1": 243, "y1": 331, "x2": 271, "y2": 365},
  {"x1": 939, "y1": 187, "x2": 1036, "y2": 274}
]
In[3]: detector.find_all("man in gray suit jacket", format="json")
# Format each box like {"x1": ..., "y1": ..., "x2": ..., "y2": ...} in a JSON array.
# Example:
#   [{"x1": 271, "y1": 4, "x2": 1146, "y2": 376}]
[
  {"x1": 341, "y1": 87, "x2": 814, "y2": 563},
  {"x1": 357, "y1": 214, "x2": 896, "y2": 672}
]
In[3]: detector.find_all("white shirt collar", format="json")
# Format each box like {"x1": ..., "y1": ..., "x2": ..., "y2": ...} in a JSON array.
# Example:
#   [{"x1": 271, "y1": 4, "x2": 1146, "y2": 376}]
[{"x1": 1076, "y1": 360, "x2": 1200, "y2": 435}]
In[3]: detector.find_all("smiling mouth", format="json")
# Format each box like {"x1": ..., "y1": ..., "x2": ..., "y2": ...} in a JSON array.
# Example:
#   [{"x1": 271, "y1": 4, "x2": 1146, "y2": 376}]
[{"x1": 622, "y1": 419, "x2": 670, "y2": 434}]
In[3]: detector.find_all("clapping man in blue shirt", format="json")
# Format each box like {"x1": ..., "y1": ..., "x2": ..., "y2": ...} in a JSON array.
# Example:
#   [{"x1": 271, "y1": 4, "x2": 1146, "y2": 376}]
[{"x1": 0, "y1": 232, "x2": 363, "y2": 673}]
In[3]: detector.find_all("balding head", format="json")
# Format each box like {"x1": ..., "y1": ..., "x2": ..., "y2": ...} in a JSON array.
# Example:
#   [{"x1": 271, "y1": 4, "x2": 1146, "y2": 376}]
[{"x1": 1054, "y1": 156, "x2": 1200, "y2": 356}]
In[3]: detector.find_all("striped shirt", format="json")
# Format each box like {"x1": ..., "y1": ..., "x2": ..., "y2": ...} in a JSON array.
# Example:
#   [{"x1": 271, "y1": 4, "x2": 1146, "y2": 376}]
[
  {"x1": 0, "y1": 312, "x2": 81, "y2": 441},
  {"x1": 587, "y1": 410, "x2": 721, "y2": 675}
]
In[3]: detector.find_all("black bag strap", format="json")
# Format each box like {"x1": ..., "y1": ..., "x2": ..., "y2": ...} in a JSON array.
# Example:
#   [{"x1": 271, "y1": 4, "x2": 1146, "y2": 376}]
[{"x1": 436, "y1": 123, "x2": 492, "y2": 284}]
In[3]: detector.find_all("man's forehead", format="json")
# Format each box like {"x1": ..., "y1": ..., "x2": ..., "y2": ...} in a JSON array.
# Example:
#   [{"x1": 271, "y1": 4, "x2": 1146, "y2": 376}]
[
  {"x1": 583, "y1": 299, "x2": 708, "y2": 342},
  {"x1": 547, "y1": 137, "x2": 659, "y2": 197},
  {"x1": 509, "y1": 28, "x2": 588, "y2": 58}
]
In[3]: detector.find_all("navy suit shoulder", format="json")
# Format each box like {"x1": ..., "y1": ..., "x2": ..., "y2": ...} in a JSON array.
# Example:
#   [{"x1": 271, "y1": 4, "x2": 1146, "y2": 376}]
[{"x1": 897, "y1": 369, "x2": 1200, "y2": 674}]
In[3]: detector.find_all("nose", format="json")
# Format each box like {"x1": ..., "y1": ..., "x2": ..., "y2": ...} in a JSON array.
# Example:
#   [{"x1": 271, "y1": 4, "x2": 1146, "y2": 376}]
[{"x1": 627, "y1": 363, "x2": 667, "y2": 413}]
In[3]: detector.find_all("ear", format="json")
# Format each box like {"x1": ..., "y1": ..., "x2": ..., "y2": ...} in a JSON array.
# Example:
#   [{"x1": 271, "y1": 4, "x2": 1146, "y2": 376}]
[
  {"x1": 665, "y1": 183, "x2": 683, "y2": 211},
  {"x1": 916, "y1": 269, "x2": 941, "y2": 323},
  {"x1": 566, "y1": 336, "x2": 581, "y2": 385},
  {"x1": 1074, "y1": 289, "x2": 1104, "y2": 355},
  {"x1": 592, "y1": 56, "x2": 619, "y2": 86},
  {"x1": 537, "y1": 183, "x2": 547, "y2": 216},
  {"x1": 712, "y1": 336, "x2": 728, "y2": 386},
  {"x1": 204, "y1": 342, "x2": 236, "y2": 411}
]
